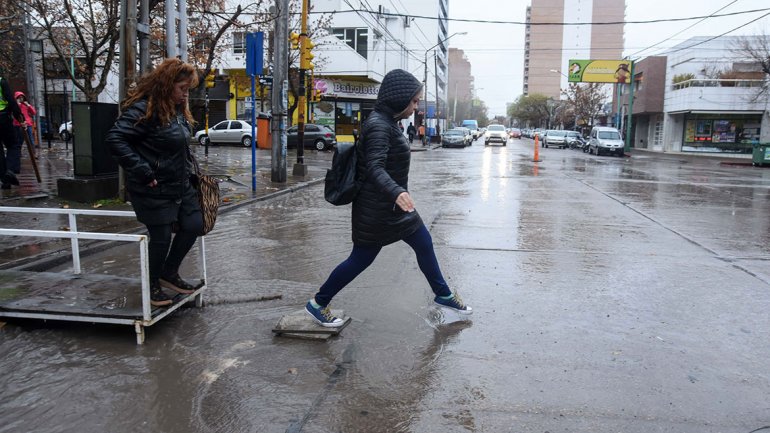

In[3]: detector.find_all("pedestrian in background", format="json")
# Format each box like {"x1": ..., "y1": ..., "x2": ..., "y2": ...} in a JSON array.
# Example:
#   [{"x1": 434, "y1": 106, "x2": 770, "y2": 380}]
[
  {"x1": 418, "y1": 123, "x2": 425, "y2": 145},
  {"x1": 305, "y1": 68, "x2": 472, "y2": 327},
  {"x1": 14, "y1": 92, "x2": 37, "y2": 149},
  {"x1": 106, "y1": 58, "x2": 204, "y2": 307},
  {"x1": 407, "y1": 122, "x2": 416, "y2": 143},
  {"x1": 0, "y1": 75, "x2": 24, "y2": 189}
]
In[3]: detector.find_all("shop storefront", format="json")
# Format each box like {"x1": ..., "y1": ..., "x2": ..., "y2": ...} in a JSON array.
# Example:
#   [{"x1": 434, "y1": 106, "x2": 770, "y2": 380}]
[
  {"x1": 682, "y1": 112, "x2": 762, "y2": 153},
  {"x1": 312, "y1": 78, "x2": 379, "y2": 142}
]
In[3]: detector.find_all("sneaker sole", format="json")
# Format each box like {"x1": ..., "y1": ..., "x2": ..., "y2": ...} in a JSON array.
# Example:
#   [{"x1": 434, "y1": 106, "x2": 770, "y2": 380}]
[
  {"x1": 434, "y1": 302, "x2": 473, "y2": 315},
  {"x1": 305, "y1": 307, "x2": 345, "y2": 328},
  {"x1": 159, "y1": 278, "x2": 196, "y2": 295}
]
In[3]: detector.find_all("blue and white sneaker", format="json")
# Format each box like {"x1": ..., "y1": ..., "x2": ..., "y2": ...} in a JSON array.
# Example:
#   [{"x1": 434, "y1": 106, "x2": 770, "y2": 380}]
[
  {"x1": 434, "y1": 293, "x2": 472, "y2": 315},
  {"x1": 305, "y1": 301, "x2": 345, "y2": 328}
]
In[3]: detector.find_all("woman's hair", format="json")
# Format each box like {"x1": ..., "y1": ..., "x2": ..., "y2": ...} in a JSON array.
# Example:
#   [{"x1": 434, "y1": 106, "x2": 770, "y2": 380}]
[{"x1": 122, "y1": 58, "x2": 199, "y2": 126}]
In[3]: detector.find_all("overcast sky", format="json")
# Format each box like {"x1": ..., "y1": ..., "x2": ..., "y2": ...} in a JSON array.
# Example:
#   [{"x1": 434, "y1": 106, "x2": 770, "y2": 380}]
[{"x1": 446, "y1": 0, "x2": 770, "y2": 117}]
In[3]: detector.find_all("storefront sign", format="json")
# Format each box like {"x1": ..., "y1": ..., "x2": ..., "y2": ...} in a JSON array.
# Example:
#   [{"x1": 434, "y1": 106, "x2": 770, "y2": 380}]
[
  {"x1": 314, "y1": 79, "x2": 379, "y2": 99},
  {"x1": 568, "y1": 59, "x2": 633, "y2": 83}
]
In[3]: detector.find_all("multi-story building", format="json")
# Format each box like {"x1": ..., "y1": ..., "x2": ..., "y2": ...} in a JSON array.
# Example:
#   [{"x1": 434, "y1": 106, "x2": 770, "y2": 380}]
[
  {"x1": 523, "y1": 0, "x2": 625, "y2": 99},
  {"x1": 618, "y1": 36, "x2": 768, "y2": 154},
  {"x1": 447, "y1": 48, "x2": 475, "y2": 125},
  {"x1": 217, "y1": 0, "x2": 450, "y2": 144}
]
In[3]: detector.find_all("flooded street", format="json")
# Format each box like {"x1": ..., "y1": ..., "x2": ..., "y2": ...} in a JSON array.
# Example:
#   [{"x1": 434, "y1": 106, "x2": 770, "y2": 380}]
[{"x1": 2, "y1": 139, "x2": 769, "y2": 432}]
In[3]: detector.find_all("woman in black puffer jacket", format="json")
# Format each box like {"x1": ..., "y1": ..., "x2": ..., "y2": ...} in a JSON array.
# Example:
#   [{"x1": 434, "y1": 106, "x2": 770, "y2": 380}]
[
  {"x1": 106, "y1": 58, "x2": 204, "y2": 307},
  {"x1": 305, "y1": 69, "x2": 472, "y2": 327}
]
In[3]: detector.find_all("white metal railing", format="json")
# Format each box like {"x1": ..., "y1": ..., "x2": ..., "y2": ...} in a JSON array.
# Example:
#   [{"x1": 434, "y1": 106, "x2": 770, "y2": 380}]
[
  {"x1": 0, "y1": 207, "x2": 153, "y2": 319},
  {"x1": 672, "y1": 78, "x2": 765, "y2": 91},
  {"x1": 0, "y1": 207, "x2": 207, "y2": 342}
]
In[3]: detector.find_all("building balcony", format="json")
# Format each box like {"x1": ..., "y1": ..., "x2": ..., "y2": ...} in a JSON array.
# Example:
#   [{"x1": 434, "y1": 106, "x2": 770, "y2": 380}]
[{"x1": 665, "y1": 79, "x2": 768, "y2": 114}]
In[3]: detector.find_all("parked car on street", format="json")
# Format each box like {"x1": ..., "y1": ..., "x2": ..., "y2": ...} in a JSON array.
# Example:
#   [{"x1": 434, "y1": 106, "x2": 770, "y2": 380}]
[
  {"x1": 195, "y1": 120, "x2": 254, "y2": 147},
  {"x1": 59, "y1": 121, "x2": 73, "y2": 141},
  {"x1": 566, "y1": 131, "x2": 585, "y2": 149},
  {"x1": 542, "y1": 130, "x2": 568, "y2": 148},
  {"x1": 286, "y1": 124, "x2": 337, "y2": 150},
  {"x1": 588, "y1": 126, "x2": 625, "y2": 156},
  {"x1": 441, "y1": 129, "x2": 468, "y2": 148},
  {"x1": 454, "y1": 127, "x2": 473, "y2": 145},
  {"x1": 484, "y1": 124, "x2": 508, "y2": 146},
  {"x1": 461, "y1": 119, "x2": 480, "y2": 139}
]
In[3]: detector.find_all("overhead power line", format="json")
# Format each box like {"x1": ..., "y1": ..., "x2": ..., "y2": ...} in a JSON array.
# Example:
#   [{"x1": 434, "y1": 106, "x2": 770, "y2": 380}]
[{"x1": 303, "y1": 8, "x2": 770, "y2": 26}]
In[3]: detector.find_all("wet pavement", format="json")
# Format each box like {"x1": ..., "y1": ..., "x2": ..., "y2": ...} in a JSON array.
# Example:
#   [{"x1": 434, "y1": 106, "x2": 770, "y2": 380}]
[{"x1": 1, "y1": 138, "x2": 769, "y2": 432}]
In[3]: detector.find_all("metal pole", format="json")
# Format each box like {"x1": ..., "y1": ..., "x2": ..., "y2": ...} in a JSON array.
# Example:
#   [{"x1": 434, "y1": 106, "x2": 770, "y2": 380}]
[
  {"x1": 42, "y1": 51, "x2": 50, "y2": 148},
  {"x1": 165, "y1": 0, "x2": 176, "y2": 58},
  {"x1": 138, "y1": 0, "x2": 150, "y2": 72},
  {"x1": 423, "y1": 51, "x2": 428, "y2": 145},
  {"x1": 293, "y1": 0, "x2": 309, "y2": 176},
  {"x1": 434, "y1": 51, "x2": 440, "y2": 140},
  {"x1": 251, "y1": 74, "x2": 257, "y2": 190},
  {"x1": 625, "y1": 61, "x2": 635, "y2": 153},
  {"x1": 70, "y1": 43, "x2": 76, "y2": 101},
  {"x1": 271, "y1": 0, "x2": 289, "y2": 182},
  {"x1": 178, "y1": 0, "x2": 188, "y2": 61}
]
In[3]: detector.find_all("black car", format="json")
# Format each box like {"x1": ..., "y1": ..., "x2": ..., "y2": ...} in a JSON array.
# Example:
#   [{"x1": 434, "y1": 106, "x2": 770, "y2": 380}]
[{"x1": 287, "y1": 124, "x2": 337, "y2": 150}]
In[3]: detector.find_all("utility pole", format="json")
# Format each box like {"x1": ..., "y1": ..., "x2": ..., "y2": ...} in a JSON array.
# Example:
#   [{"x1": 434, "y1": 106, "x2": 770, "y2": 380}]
[
  {"x1": 292, "y1": 0, "x2": 311, "y2": 176},
  {"x1": 271, "y1": 0, "x2": 289, "y2": 182}
]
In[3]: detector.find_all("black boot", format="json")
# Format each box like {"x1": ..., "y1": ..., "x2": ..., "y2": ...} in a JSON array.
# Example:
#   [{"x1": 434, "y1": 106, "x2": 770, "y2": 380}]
[{"x1": 150, "y1": 281, "x2": 173, "y2": 307}]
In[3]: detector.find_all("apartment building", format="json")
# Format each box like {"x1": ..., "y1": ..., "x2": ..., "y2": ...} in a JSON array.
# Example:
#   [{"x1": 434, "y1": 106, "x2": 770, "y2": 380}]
[
  {"x1": 217, "y1": 0, "x2": 450, "y2": 143},
  {"x1": 523, "y1": 0, "x2": 625, "y2": 99}
]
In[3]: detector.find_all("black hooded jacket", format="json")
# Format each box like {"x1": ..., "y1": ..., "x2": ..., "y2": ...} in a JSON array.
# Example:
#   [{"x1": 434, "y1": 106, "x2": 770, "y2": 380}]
[{"x1": 352, "y1": 69, "x2": 423, "y2": 246}]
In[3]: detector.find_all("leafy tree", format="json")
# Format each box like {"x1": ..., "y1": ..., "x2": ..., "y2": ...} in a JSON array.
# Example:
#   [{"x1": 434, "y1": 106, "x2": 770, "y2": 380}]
[
  {"x1": 561, "y1": 83, "x2": 607, "y2": 129},
  {"x1": 508, "y1": 93, "x2": 550, "y2": 128}
]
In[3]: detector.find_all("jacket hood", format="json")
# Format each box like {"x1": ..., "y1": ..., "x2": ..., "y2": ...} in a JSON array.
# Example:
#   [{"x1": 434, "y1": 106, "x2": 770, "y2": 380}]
[
  {"x1": 14, "y1": 91, "x2": 25, "y2": 100},
  {"x1": 374, "y1": 69, "x2": 423, "y2": 117}
]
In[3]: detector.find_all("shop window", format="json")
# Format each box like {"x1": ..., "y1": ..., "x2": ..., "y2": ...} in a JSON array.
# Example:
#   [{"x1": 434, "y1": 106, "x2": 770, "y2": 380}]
[
  {"x1": 335, "y1": 101, "x2": 361, "y2": 136},
  {"x1": 332, "y1": 27, "x2": 368, "y2": 59},
  {"x1": 683, "y1": 114, "x2": 761, "y2": 153}
]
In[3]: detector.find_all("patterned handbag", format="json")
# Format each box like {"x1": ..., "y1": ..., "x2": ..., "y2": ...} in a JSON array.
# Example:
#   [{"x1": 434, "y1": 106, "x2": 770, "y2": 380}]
[{"x1": 188, "y1": 150, "x2": 220, "y2": 235}]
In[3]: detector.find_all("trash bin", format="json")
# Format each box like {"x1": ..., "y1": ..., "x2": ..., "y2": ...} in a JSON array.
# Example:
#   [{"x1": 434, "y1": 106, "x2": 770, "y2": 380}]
[
  {"x1": 257, "y1": 112, "x2": 272, "y2": 149},
  {"x1": 752, "y1": 143, "x2": 770, "y2": 166}
]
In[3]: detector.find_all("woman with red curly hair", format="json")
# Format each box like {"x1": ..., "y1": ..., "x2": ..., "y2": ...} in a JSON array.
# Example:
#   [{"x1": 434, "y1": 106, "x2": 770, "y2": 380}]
[{"x1": 106, "y1": 58, "x2": 204, "y2": 307}]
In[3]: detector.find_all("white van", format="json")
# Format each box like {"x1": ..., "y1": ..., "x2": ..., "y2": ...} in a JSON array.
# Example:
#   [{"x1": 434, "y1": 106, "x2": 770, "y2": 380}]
[{"x1": 589, "y1": 126, "x2": 625, "y2": 156}]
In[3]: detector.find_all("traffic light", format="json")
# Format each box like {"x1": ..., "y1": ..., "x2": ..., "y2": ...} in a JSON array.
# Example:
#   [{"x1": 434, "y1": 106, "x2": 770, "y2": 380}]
[
  {"x1": 205, "y1": 72, "x2": 215, "y2": 88},
  {"x1": 301, "y1": 38, "x2": 315, "y2": 70},
  {"x1": 290, "y1": 32, "x2": 300, "y2": 50}
]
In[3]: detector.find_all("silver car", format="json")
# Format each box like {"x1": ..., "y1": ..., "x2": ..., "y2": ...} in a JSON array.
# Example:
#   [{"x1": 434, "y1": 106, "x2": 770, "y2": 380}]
[
  {"x1": 543, "y1": 130, "x2": 568, "y2": 149},
  {"x1": 195, "y1": 120, "x2": 254, "y2": 147},
  {"x1": 588, "y1": 127, "x2": 625, "y2": 156}
]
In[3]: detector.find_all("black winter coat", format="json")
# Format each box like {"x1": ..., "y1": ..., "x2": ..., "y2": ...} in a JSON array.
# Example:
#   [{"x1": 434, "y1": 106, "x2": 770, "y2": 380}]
[
  {"x1": 352, "y1": 70, "x2": 423, "y2": 246},
  {"x1": 106, "y1": 100, "x2": 198, "y2": 225}
]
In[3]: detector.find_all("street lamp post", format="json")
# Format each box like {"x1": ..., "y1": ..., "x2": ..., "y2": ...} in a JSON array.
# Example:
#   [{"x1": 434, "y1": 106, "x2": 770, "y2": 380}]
[
  {"x1": 423, "y1": 31, "x2": 466, "y2": 145},
  {"x1": 29, "y1": 39, "x2": 51, "y2": 148}
]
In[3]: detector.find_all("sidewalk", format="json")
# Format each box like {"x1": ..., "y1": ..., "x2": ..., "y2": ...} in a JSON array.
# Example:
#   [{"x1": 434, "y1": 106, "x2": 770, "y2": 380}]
[
  {"x1": 0, "y1": 139, "x2": 441, "y2": 270},
  {"x1": 0, "y1": 141, "x2": 333, "y2": 270}
]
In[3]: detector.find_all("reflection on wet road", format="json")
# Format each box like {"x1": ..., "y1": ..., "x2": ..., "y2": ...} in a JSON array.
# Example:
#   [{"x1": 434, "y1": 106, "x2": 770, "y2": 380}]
[{"x1": 1, "y1": 140, "x2": 769, "y2": 432}]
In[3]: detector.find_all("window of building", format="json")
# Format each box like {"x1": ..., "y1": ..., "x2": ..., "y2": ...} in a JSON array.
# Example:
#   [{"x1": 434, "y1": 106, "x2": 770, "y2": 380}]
[
  {"x1": 233, "y1": 32, "x2": 245, "y2": 54},
  {"x1": 682, "y1": 113, "x2": 761, "y2": 153},
  {"x1": 332, "y1": 28, "x2": 368, "y2": 58}
]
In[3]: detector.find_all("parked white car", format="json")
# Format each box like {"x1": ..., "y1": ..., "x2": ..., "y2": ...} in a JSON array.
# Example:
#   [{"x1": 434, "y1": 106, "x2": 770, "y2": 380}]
[
  {"x1": 59, "y1": 121, "x2": 73, "y2": 141},
  {"x1": 194, "y1": 120, "x2": 254, "y2": 147}
]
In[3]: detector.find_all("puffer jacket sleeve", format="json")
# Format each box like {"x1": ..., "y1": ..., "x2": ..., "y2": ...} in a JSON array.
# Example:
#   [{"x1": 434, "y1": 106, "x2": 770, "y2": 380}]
[
  {"x1": 362, "y1": 121, "x2": 406, "y2": 203},
  {"x1": 106, "y1": 103, "x2": 155, "y2": 185}
]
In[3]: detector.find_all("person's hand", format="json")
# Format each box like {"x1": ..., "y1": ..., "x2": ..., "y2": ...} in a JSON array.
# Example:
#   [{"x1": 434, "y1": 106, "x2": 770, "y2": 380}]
[
  {"x1": 395, "y1": 191, "x2": 415, "y2": 212},
  {"x1": 147, "y1": 179, "x2": 158, "y2": 187}
]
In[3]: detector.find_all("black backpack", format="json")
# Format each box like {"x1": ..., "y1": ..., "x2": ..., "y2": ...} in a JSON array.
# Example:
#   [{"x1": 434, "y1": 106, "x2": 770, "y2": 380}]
[{"x1": 324, "y1": 131, "x2": 362, "y2": 205}]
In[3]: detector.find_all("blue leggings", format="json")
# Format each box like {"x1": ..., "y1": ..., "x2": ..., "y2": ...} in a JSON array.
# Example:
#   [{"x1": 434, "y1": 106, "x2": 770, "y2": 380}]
[{"x1": 314, "y1": 224, "x2": 452, "y2": 307}]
